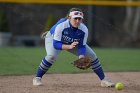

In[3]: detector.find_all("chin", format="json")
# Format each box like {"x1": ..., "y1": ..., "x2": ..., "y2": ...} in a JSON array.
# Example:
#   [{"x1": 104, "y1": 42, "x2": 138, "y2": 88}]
[
  {"x1": 74, "y1": 25, "x2": 79, "y2": 28},
  {"x1": 74, "y1": 26, "x2": 78, "y2": 28}
]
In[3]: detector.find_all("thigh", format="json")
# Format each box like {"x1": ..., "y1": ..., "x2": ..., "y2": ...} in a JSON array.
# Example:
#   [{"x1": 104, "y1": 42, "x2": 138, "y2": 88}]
[
  {"x1": 45, "y1": 32, "x2": 61, "y2": 61},
  {"x1": 85, "y1": 45, "x2": 97, "y2": 60}
]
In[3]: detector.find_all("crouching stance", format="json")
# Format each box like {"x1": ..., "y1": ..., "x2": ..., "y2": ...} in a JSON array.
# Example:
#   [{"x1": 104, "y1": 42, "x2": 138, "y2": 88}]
[{"x1": 33, "y1": 8, "x2": 115, "y2": 87}]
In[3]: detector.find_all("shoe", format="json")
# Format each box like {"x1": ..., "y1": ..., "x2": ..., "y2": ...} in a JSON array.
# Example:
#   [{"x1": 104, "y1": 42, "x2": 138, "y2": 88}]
[
  {"x1": 101, "y1": 78, "x2": 115, "y2": 87},
  {"x1": 33, "y1": 77, "x2": 43, "y2": 86}
]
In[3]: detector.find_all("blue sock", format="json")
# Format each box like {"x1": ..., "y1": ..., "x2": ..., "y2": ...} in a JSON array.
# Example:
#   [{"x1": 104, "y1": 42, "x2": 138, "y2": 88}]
[
  {"x1": 91, "y1": 58, "x2": 105, "y2": 80},
  {"x1": 36, "y1": 57, "x2": 52, "y2": 78}
]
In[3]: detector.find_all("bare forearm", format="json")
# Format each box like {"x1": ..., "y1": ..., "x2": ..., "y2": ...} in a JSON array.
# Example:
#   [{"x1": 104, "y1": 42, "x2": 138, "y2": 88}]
[
  {"x1": 62, "y1": 42, "x2": 79, "y2": 50},
  {"x1": 62, "y1": 44, "x2": 71, "y2": 50}
]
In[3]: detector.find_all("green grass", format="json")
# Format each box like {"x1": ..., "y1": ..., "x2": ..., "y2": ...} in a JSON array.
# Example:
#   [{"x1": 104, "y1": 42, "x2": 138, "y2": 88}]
[
  {"x1": 0, "y1": 47, "x2": 140, "y2": 75},
  {"x1": 96, "y1": 48, "x2": 140, "y2": 72}
]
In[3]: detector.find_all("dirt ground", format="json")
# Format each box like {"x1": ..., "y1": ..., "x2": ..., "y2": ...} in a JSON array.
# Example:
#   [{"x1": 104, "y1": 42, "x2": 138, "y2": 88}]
[{"x1": 0, "y1": 72, "x2": 140, "y2": 93}]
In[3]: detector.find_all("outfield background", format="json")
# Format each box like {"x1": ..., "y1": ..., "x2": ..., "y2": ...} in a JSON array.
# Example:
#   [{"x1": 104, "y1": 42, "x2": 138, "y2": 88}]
[
  {"x1": 0, "y1": 47, "x2": 140, "y2": 75},
  {"x1": 0, "y1": 0, "x2": 140, "y2": 47}
]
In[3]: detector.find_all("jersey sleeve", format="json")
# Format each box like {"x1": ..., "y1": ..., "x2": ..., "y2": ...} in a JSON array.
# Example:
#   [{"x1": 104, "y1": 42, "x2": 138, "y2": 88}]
[
  {"x1": 78, "y1": 25, "x2": 88, "y2": 56},
  {"x1": 53, "y1": 40, "x2": 62, "y2": 50},
  {"x1": 53, "y1": 23, "x2": 64, "y2": 50},
  {"x1": 82, "y1": 27, "x2": 88, "y2": 45},
  {"x1": 78, "y1": 45, "x2": 86, "y2": 55},
  {"x1": 50, "y1": 18, "x2": 67, "y2": 34},
  {"x1": 53, "y1": 23, "x2": 63, "y2": 41}
]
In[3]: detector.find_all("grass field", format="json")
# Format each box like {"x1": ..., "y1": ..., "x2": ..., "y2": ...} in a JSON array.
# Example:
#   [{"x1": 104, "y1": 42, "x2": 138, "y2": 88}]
[{"x1": 0, "y1": 47, "x2": 140, "y2": 75}]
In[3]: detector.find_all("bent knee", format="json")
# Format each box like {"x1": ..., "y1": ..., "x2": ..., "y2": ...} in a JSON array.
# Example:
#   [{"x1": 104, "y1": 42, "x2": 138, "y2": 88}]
[
  {"x1": 45, "y1": 55, "x2": 57, "y2": 63},
  {"x1": 88, "y1": 54, "x2": 97, "y2": 61}
]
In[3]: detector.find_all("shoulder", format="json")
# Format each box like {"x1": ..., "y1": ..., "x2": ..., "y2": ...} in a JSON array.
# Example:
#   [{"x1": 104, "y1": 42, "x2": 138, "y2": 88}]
[
  {"x1": 50, "y1": 18, "x2": 69, "y2": 34},
  {"x1": 55, "y1": 18, "x2": 68, "y2": 26},
  {"x1": 57, "y1": 18, "x2": 67, "y2": 23},
  {"x1": 56, "y1": 19, "x2": 70, "y2": 29}
]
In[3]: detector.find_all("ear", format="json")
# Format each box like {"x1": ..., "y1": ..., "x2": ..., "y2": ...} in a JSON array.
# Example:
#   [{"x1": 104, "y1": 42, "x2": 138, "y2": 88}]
[{"x1": 68, "y1": 16, "x2": 71, "y2": 20}]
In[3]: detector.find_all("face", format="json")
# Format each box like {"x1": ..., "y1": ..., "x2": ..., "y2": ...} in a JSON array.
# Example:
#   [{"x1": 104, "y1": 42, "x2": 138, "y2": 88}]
[{"x1": 69, "y1": 17, "x2": 82, "y2": 28}]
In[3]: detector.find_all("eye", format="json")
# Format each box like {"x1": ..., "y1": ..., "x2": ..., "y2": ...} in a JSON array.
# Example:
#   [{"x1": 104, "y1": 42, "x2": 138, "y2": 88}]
[{"x1": 74, "y1": 17, "x2": 82, "y2": 20}]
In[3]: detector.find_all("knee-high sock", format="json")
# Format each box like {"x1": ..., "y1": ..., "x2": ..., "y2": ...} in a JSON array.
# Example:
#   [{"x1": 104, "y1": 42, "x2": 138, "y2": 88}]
[
  {"x1": 91, "y1": 58, "x2": 105, "y2": 80},
  {"x1": 36, "y1": 58, "x2": 52, "y2": 78}
]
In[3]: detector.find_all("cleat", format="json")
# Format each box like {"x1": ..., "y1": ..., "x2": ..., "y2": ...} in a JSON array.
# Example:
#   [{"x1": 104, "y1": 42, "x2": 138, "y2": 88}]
[
  {"x1": 101, "y1": 78, "x2": 115, "y2": 87},
  {"x1": 33, "y1": 77, "x2": 43, "y2": 86}
]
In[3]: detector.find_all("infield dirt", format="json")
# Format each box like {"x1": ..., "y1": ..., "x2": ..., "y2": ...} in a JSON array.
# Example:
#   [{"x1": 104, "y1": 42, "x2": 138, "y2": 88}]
[{"x1": 0, "y1": 72, "x2": 140, "y2": 93}]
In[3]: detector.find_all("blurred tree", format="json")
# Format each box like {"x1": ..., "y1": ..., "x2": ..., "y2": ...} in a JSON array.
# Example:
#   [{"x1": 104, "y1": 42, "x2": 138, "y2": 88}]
[
  {"x1": 124, "y1": 0, "x2": 140, "y2": 40},
  {"x1": 43, "y1": 13, "x2": 56, "y2": 32},
  {"x1": 0, "y1": 10, "x2": 9, "y2": 32}
]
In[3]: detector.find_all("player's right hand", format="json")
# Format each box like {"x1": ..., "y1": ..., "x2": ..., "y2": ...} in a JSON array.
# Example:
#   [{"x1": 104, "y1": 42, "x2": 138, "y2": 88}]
[{"x1": 69, "y1": 42, "x2": 79, "y2": 49}]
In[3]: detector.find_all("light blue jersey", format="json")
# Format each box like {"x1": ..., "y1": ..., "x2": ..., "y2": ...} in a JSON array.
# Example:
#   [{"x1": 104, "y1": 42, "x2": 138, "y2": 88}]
[
  {"x1": 50, "y1": 18, "x2": 88, "y2": 45},
  {"x1": 49, "y1": 18, "x2": 88, "y2": 55}
]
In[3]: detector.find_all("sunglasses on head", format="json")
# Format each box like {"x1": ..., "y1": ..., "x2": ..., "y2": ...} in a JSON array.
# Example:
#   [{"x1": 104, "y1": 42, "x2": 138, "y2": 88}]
[
  {"x1": 74, "y1": 17, "x2": 82, "y2": 20},
  {"x1": 74, "y1": 12, "x2": 83, "y2": 16}
]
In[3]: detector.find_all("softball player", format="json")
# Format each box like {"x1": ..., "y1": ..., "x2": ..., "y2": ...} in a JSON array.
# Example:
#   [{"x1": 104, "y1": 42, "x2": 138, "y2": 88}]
[{"x1": 33, "y1": 8, "x2": 114, "y2": 87}]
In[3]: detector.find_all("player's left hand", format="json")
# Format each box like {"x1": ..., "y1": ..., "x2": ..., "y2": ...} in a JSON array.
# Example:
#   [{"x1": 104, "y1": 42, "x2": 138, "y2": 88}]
[{"x1": 73, "y1": 56, "x2": 92, "y2": 70}]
